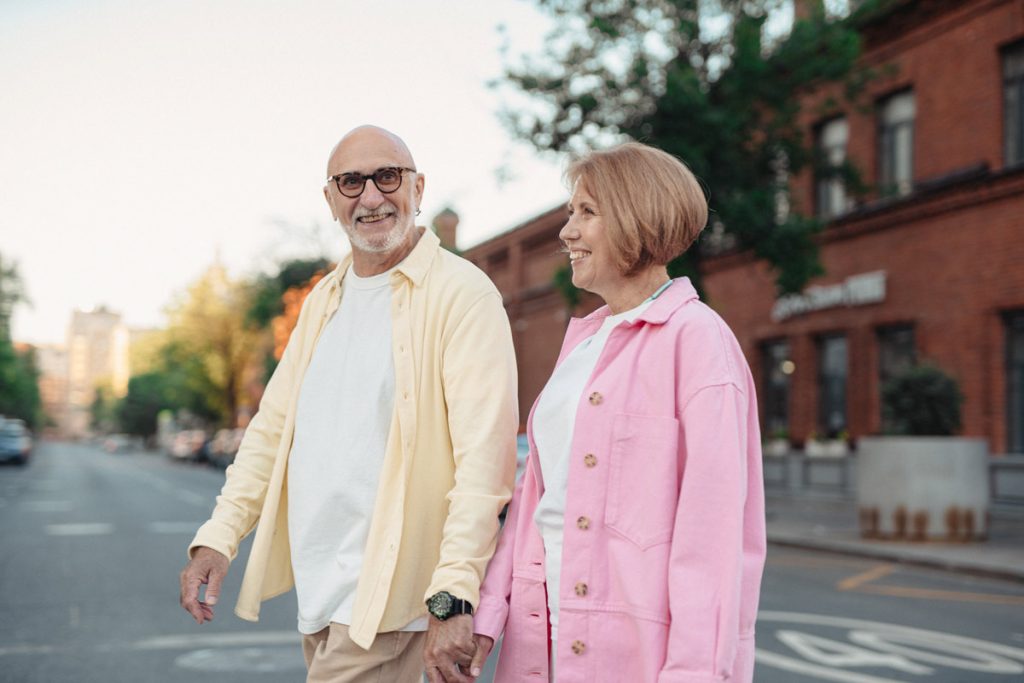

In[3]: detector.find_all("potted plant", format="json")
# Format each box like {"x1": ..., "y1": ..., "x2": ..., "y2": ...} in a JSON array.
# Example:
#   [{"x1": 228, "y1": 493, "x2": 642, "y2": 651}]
[
  {"x1": 764, "y1": 428, "x2": 790, "y2": 457},
  {"x1": 856, "y1": 364, "x2": 989, "y2": 541}
]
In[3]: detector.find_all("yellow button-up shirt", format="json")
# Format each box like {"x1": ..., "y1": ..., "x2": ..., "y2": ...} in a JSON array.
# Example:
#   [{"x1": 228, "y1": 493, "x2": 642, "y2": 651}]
[{"x1": 189, "y1": 229, "x2": 519, "y2": 649}]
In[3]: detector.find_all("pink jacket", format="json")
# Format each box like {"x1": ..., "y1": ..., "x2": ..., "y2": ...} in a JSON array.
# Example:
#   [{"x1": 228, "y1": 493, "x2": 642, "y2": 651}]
[{"x1": 474, "y1": 278, "x2": 766, "y2": 683}]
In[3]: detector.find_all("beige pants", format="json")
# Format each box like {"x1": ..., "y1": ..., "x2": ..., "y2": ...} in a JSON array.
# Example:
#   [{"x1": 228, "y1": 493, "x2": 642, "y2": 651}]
[{"x1": 302, "y1": 623, "x2": 426, "y2": 683}]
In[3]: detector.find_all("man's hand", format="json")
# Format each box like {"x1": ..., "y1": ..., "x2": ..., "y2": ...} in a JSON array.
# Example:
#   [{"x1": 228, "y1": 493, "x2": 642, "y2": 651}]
[
  {"x1": 179, "y1": 546, "x2": 229, "y2": 625},
  {"x1": 423, "y1": 614, "x2": 477, "y2": 682}
]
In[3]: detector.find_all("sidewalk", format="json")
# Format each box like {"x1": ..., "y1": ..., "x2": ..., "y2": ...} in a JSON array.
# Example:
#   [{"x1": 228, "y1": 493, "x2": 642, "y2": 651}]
[{"x1": 766, "y1": 492, "x2": 1024, "y2": 582}]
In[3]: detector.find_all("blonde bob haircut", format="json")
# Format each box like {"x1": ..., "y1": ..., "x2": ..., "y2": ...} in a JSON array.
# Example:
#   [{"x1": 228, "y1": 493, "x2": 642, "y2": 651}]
[{"x1": 565, "y1": 142, "x2": 708, "y2": 277}]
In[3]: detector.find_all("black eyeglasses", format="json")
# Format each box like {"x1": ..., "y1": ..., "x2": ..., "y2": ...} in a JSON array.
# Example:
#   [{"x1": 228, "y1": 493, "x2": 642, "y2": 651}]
[{"x1": 328, "y1": 166, "x2": 416, "y2": 198}]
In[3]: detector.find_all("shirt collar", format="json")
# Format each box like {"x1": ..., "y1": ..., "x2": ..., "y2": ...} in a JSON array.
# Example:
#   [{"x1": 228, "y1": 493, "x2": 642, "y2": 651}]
[{"x1": 575, "y1": 277, "x2": 700, "y2": 328}]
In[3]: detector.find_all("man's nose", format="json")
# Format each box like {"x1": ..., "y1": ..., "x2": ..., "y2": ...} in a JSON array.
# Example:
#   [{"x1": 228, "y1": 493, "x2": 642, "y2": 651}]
[{"x1": 359, "y1": 179, "x2": 387, "y2": 207}]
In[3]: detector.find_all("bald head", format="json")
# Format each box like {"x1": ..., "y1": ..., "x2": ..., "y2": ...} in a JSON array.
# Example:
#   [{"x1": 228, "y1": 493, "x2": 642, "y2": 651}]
[{"x1": 326, "y1": 125, "x2": 416, "y2": 176}]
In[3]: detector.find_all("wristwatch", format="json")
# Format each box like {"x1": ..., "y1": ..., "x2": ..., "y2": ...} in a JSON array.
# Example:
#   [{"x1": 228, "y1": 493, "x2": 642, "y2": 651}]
[{"x1": 426, "y1": 591, "x2": 474, "y2": 621}]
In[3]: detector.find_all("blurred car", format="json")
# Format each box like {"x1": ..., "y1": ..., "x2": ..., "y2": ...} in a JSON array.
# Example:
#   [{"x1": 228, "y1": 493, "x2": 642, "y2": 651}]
[
  {"x1": 169, "y1": 429, "x2": 208, "y2": 461},
  {"x1": 0, "y1": 419, "x2": 33, "y2": 466},
  {"x1": 103, "y1": 434, "x2": 139, "y2": 454},
  {"x1": 208, "y1": 427, "x2": 244, "y2": 468}
]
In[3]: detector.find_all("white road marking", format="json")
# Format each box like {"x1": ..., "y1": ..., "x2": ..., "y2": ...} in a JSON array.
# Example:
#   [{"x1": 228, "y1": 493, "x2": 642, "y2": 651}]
[
  {"x1": 21, "y1": 500, "x2": 73, "y2": 512},
  {"x1": 175, "y1": 646, "x2": 305, "y2": 672},
  {"x1": 130, "y1": 631, "x2": 300, "y2": 651},
  {"x1": 0, "y1": 631, "x2": 301, "y2": 658},
  {"x1": 149, "y1": 521, "x2": 202, "y2": 534},
  {"x1": 176, "y1": 490, "x2": 209, "y2": 506},
  {"x1": 45, "y1": 523, "x2": 113, "y2": 536},
  {"x1": 755, "y1": 648, "x2": 906, "y2": 683},
  {"x1": 0, "y1": 645, "x2": 57, "y2": 657},
  {"x1": 757, "y1": 612, "x2": 1024, "y2": 679}
]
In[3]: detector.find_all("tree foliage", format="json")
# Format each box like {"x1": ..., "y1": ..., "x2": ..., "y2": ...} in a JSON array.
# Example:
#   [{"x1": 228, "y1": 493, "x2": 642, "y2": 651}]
[
  {"x1": 501, "y1": 0, "x2": 877, "y2": 297},
  {"x1": 0, "y1": 339, "x2": 42, "y2": 429},
  {"x1": 0, "y1": 253, "x2": 42, "y2": 428},
  {"x1": 162, "y1": 264, "x2": 266, "y2": 427}
]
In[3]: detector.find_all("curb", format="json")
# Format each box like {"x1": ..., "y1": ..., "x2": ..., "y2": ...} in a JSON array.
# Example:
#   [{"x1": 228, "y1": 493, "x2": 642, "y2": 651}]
[{"x1": 767, "y1": 533, "x2": 1024, "y2": 584}]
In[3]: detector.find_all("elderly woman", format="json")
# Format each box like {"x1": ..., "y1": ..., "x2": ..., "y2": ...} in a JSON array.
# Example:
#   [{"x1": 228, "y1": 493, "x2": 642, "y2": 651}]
[{"x1": 469, "y1": 142, "x2": 766, "y2": 683}]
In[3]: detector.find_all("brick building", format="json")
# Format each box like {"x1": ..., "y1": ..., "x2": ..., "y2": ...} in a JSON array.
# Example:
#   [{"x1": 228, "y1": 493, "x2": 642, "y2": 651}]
[{"x1": 463, "y1": 0, "x2": 1024, "y2": 454}]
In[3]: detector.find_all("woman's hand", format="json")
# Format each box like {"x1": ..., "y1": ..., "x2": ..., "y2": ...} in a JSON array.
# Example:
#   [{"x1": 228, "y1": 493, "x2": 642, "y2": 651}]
[{"x1": 469, "y1": 634, "x2": 495, "y2": 678}]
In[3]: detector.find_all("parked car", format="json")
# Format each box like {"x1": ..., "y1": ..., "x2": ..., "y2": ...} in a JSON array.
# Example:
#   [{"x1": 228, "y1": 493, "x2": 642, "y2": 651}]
[
  {"x1": 208, "y1": 428, "x2": 244, "y2": 468},
  {"x1": 169, "y1": 429, "x2": 208, "y2": 461},
  {"x1": 0, "y1": 419, "x2": 33, "y2": 466}
]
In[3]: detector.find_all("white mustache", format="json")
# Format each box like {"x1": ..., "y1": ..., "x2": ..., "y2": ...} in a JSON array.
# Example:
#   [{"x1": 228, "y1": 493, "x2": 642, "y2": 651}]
[{"x1": 354, "y1": 201, "x2": 399, "y2": 221}]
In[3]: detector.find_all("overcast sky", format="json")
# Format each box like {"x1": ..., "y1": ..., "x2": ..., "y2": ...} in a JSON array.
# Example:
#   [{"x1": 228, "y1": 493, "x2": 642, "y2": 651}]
[{"x1": 1, "y1": 0, "x2": 570, "y2": 345}]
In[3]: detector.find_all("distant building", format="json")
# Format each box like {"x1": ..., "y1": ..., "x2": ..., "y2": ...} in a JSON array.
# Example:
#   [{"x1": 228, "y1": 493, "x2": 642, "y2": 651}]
[
  {"x1": 34, "y1": 344, "x2": 69, "y2": 432},
  {"x1": 65, "y1": 306, "x2": 130, "y2": 437},
  {"x1": 464, "y1": 0, "x2": 1024, "y2": 454}
]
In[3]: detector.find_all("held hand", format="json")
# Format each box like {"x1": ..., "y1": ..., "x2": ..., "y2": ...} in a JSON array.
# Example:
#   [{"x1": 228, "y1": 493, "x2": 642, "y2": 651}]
[
  {"x1": 468, "y1": 634, "x2": 494, "y2": 678},
  {"x1": 423, "y1": 614, "x2": 477, "y2": 683},
  {"x1": 179, "y1": 546, "x2": 229, "y2": 625}
]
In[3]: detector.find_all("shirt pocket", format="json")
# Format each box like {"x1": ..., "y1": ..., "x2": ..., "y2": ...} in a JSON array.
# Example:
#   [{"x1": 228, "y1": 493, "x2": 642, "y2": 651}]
[{"x1": 604, "y1": 413, "x2": 680, "y2": 550}]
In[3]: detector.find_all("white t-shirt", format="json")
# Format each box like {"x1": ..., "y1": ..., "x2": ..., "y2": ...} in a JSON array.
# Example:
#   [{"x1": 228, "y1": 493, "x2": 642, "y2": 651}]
[
  {"x1": 532, "y1": 297, "x2": 654, "y2": 642},
  {"x1": 287, "y1": 265, "x2": 426, "y2": 634}
]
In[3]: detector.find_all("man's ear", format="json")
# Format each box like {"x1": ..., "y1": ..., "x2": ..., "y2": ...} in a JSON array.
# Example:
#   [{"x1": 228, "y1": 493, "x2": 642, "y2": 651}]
[
  {"x1": 323, "y1": 186, "x2": 337, "y2": 220},
  {"x1": 414, "y1": 172, "x2": 425, "y2": 205}
]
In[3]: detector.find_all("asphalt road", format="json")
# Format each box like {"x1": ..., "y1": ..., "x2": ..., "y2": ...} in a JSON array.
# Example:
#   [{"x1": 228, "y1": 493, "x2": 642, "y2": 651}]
[{"x1": 2, "y1": 441, "x2": 1023, "y2": 682}]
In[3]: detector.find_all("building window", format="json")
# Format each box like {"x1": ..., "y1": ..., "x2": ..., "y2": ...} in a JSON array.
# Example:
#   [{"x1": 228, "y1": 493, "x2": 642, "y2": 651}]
[
  {"x1": 817, "y1": 334, "x2": 848, "y2": 437},
  {"x1": 1007, "y1": 312, "x2": 1024, "y2": 452},
  {"x1": 815, "y1": 117, "x2": 851, "y2": 219},
  {"x1": 1005, "y1": 41, "x2": 1024, "y2": 167},
  {"x1": 877, "y1": 324, "x2": 916, "y2": 431},
  {"x1": 878, "y1": 90, "x2": 915, "y2": 197},
  {"x1": 761, "y1": 340, "x2": 792, "y2": 438}
]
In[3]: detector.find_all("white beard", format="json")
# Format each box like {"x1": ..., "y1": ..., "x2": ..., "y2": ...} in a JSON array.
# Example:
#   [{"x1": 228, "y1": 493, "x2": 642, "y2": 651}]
[{"x1": 341, "y1": 200, "x2": 413, "y2": 254}]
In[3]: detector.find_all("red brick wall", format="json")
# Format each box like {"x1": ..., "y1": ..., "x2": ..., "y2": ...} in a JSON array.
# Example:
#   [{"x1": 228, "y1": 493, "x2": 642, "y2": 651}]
[{"x1": 704, "y1": 170, "x2": 1024, "y2": 452}]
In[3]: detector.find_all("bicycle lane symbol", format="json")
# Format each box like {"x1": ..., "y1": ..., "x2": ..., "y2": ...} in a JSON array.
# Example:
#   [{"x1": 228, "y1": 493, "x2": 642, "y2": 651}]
[{"x1": 755, "y1": 612, "x2": 1024, "y2": 682}]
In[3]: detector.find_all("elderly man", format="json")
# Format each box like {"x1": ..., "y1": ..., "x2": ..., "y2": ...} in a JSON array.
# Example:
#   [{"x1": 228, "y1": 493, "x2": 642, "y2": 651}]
[{"x1": 179, "y1": 125, "x2": 518, "y2": 683}]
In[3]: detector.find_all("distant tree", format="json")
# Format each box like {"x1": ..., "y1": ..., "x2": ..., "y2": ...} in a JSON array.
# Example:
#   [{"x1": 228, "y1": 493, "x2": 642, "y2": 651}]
[
  {"x1": 246, "y1": 258, "x2": 331, "y2": 329},
  {"x1": 118, "y1": 372, "x2": 172, "y2": 438},
  {"x1": 89, "y1": 384, "x2": 118, "y2": 434},
  {"x1": 0, "y1": 339, "x2": 42, "y2": 429},
  {"x1": 500, "y1": 0, "x2": 878, "y2": 299},
  {"x1": 0, "y1": 254, "x2": 41, "y2": 428},
  {"x1": 163, "y1": 264, "x2": 265, "y2": 427},
  {"x1": 0, "y1": 253, "x2": 28, "y2": 341}
]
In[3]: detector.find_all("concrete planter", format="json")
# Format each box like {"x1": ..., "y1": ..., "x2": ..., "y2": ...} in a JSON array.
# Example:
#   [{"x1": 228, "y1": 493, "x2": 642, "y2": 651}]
[{"x1": 856, "y1": 436, "x2": 990, "y2": 541}]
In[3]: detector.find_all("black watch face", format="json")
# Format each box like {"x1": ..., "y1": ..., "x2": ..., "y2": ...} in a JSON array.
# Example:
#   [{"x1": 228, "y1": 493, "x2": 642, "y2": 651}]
[{"x1": 428, "y1": 592, "x2": 454, "y2": 618}]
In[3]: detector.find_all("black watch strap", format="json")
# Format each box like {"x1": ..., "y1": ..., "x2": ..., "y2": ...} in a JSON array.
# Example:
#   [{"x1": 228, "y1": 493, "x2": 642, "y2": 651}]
[{"x1": 426, "y1": 591, "x2": 474, "y2": 620}]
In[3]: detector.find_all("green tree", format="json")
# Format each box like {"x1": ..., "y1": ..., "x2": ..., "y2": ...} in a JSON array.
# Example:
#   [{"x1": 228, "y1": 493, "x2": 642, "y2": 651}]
[
  {"x1": 162, "y1": 263, "x2": 265, "y2": 426},
  {"x1": 246, "y1": 257, "x2": 330, "y2": 329},
  {"x1": 0, "y1": 339, "x2": 43, "y2": 429},
  {"x1": 89, "y1": 384, "x2": 118, "y2": 434},
  {"x1": 501, "y1": 0, "x2": 881, "y2": 299},
  {"x1": 0, "y1": 253, "x2": 28, "y2": 341},
  {"x1": 0, "y1": 253, "x2": 42, "y2": 428}
]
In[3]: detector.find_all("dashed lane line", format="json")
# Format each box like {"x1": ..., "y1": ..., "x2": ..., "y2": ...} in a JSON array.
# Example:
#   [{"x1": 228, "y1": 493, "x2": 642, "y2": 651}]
[
  {"x1": 45, "y1": 523, "x2": 114, "y2": 536},
  {"x1": 0, "y1": 631, "x2": 300, "y2": 658}
]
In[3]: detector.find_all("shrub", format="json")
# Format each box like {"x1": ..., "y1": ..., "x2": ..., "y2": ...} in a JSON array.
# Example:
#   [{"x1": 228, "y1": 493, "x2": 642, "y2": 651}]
[{"x1": 881, "y1": 364, "x2": 963, "y2": 436}]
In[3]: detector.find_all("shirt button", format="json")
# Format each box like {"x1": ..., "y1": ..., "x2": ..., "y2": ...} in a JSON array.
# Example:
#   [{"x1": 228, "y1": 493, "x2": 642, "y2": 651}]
[
  {"x1": 576, "y1": 516, "x2": 590, "y2": 530},
  {"x1": 583, "y1": 453, "x2": 597, "y2": 468},
  {"x1": 574, "y1": 582, "x2": 588, "y2": 597},
  {"x1": 588, "y1": 392, "x2": 603, "y2": 405},
  {"x1": 571, "y1": 640, "x2": 586, "y2": 655}
]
